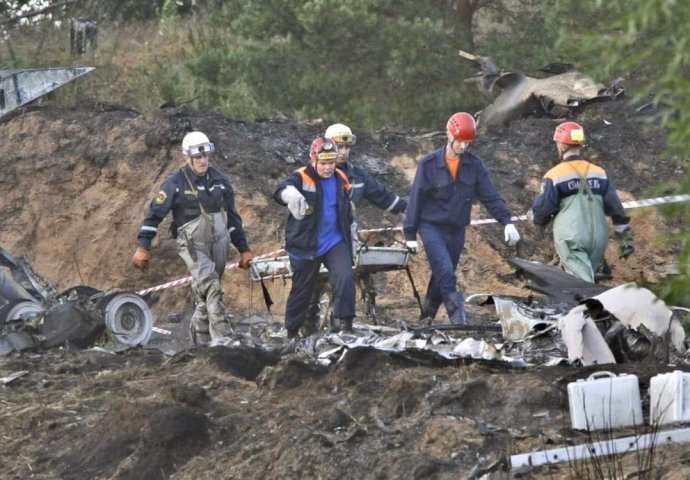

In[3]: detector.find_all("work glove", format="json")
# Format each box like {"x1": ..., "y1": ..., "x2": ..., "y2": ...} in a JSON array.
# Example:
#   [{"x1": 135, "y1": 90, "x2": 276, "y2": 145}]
[
  {"x1": 280, "y1": 185, "x2": 308, "y2": 220},
  {"x1": 405, "y1": 240, "x2": 418, "y2": 254},
  {"x1": 239, "y1": 250, "x2": 253, "y2": 270},
  {"x1": 615, "y1": 228, "x2": 635, "y2": 259},
  {"x1": 504, "y1": 224, "x2": 521, "y2": 246},
  {"x1": 132, "y1": 247, "x2": 150, "y2": 272}
]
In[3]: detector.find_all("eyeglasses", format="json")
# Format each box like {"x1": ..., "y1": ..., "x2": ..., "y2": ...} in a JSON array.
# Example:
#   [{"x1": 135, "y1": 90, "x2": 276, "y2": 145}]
[
  {"x1": 331, "y1": 134, "x2": 356, "y2": 146},
  {"x1": 185, "y1": 142, "x2": 215, "y2": 157}
]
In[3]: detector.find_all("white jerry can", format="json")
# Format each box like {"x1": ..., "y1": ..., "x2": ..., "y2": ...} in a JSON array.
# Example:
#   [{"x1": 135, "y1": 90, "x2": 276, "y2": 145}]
[
  {"x1": 568, "y1": 371, "x2": 643, "y2": 431},
  {"x1": 649, "y1": 370, "x2": 690, "y2": 426}
]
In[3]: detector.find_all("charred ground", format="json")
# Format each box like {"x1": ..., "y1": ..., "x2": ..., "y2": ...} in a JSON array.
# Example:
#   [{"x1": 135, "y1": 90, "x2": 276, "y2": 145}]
[{"x1": 1, "y1": 98, "x2": 688, "y2": 479}]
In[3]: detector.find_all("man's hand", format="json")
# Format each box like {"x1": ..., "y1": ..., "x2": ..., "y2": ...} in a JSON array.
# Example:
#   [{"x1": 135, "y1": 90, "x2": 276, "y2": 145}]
[
  {"x1": 616, "y1": 229, "x2": 635, "y2": 259},
  {"x1": 132, "y1": 247, "x2": 150, "y2": 272},
  {"x1": 280, "y1": 186, "x2": 308, "y2": 220},
  {"x1": 239, "y1": 251, "x2": 253, "y2": 270},
  {"x1": 405, "y1": 240, "x2": 418, "y2": 254},
  {"x1": 504, "y1": 224, "x2": 521, "y2": 246}
]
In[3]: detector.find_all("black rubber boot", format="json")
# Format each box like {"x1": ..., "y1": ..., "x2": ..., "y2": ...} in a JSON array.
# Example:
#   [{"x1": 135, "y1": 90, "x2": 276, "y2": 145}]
[
  {"x1": 301, "y1": 317, "x2": 319, "y2": 337},
  {"x1": 286, "y1": 327, "x2": 299, "y2": 339},
  {"x1": 419, "y1": 298, "x2": 442, "y2": 322},
  {"x1": 329, "y1": 313, "x2": 341, "y2": 333},
  {"x1": 339, "y1": 317, "x2": 354, "y2": 333},
  {"x1": 443, "y1": 291, "x2": 467, "y2": 326}
]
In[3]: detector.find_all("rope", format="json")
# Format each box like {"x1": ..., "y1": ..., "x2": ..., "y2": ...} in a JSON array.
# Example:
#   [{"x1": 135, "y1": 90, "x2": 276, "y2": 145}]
[{"x1": 137, "y1": 193, "x2": 690, "y2": 295}]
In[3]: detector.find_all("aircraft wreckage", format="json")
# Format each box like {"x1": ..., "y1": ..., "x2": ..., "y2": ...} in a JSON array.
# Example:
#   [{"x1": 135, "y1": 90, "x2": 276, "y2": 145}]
[
  {"x1": 0, "y1": 67, "x2": 94, "y2": 119},
  {"x1": 224, "y1": 248, "x2": 689, "y2": 368},
  {"x1": 3, "y1": 240, "x2": 688, "y2": 368},
  {"x1": 457, "y1": 50, "x2": 625, "y2": 127},
  {"x1": 0, "y1": 245, "x2": 152, "y2": 355}
]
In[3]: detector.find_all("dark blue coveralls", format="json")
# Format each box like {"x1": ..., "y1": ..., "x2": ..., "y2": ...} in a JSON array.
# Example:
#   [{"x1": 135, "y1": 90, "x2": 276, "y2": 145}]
[
  {"x1": 137, "y1": 164, "x2": 250, "y2": 340},
  {"x1": 403, "y1": 146, "x2": 513, "y2": 324},
  {"x1": 273, "y1": 164, "x2": 355, "y2": 334},
  {"x1": 342, "y1": 161, "x2": 407, "y2": 214},
  {"x1": 304, "y1": 160, "x2": 408, "y2": 325}
]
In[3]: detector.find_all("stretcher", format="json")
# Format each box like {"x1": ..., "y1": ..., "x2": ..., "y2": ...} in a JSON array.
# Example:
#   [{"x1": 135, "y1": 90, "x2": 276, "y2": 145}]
[
  {"x1": 249, "y1": 246, "x2": 412, "y2": 325},
  {"x1": 249, "y1": 246, "x2": 410, "y2": 282}
]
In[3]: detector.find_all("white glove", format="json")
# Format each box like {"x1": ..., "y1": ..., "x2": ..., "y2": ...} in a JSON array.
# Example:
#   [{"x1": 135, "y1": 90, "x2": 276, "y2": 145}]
[
  {"x1": 504, "y1": 224, "x2": 521, "y2": 246},
  {"x1": 280, "y1": 185, "x2": 308, "y2": 220},
  {"x1": 405, "y1": 240, "x2": 418, "y2": 254}
]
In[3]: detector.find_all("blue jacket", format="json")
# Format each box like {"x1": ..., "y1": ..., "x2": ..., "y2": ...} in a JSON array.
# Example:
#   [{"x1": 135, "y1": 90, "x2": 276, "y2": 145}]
[
  {"x1": 274, "y1": 165, "x2": 354, "y2": 260},
  {"x1": 532, "y1": 155, "x2": 630, "y2": 227},
  {"x1": 340, "y1": 161, "x2": 407, "y2": 213},
  {"x1": 403, "y1": 146, "x2": 513, "y2": 240},
  {"x1": 137, "y1": 164, "x2": 249, "y2": 251}
]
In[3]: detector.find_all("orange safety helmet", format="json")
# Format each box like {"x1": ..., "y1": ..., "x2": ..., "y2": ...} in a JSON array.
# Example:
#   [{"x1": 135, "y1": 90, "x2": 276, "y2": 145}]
[
  {"x1": 310, "y1": 137, "x2": 339, "y2": 163},
  {"x1": 446, "y1": 112, "x2": 477, "y2": 142},
  {"x1": 553, "y1": 121, "x2": 585, "y2": 145}
]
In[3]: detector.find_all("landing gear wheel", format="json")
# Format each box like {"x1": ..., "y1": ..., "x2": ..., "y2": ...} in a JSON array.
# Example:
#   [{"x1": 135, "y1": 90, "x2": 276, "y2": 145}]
[{"x1": 100, "y1": 292, "x2": 153, "y2": 346}]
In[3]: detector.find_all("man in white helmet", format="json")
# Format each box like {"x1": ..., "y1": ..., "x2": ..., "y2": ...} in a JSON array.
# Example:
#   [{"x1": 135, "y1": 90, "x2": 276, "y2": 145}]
[
  {"x1": 133, "y1": 131, "x2": 253, "y2": 344},
  {"x1": 324, "y1": 123, "x2": 407, "y2": 214}
]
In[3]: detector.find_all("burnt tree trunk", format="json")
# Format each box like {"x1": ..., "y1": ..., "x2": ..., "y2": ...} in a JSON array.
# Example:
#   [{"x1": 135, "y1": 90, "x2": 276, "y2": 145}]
[
  {"x1": 70, "y1": 19, "x2": 97, "y2": 55},
  {"x1": 455, "y1": 0, "x2": 476, "y2": 50}
]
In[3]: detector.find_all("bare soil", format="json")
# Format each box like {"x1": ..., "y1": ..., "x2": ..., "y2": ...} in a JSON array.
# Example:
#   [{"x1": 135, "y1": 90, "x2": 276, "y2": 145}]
[{"x1": 1, "y1": 98, "x2": 689, "y2": 479}]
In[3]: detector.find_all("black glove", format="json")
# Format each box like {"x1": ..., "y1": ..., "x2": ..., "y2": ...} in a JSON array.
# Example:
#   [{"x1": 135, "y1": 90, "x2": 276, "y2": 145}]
[{"x1": 616, "y1": 229, "x2": 635, "y2": 259}]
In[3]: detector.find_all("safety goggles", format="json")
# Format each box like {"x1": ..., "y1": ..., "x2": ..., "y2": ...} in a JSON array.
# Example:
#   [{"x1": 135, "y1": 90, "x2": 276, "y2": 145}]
[
  {"x1": 330, "y1": 134, "x2": 356, "y2": 146},
  {"x1": 185, "y1": 142, "x2": 215, "y2": 157}
]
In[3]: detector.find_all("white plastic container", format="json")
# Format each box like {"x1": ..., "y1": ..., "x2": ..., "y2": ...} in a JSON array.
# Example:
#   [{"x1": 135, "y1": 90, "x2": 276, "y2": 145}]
[
  {"x1": 649, "y1": 370, "x2": 690, "y2": 426},
  {"x1": 568, "y1": 371, "x2": 643, "y2": 431}
]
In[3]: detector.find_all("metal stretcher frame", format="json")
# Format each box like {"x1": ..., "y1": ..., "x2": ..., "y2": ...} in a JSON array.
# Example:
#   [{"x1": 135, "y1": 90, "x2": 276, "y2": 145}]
[{"x1": 249, "y1": 246, "x2": 410, "y2": 282}]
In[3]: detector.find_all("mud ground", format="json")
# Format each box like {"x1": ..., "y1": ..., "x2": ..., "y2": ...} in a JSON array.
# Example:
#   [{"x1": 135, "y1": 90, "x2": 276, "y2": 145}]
[{"x1": 1, "y1": 98, "x2": 689, "y2": 479}]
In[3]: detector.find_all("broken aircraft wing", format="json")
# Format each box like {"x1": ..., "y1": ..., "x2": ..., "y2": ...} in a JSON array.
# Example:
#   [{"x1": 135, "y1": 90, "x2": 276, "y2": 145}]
[
  {"x1": 507, "y1": 257, "x2": 608, "y2": 304},
  {"x1": 0, "y1": 67, "x2": 95, "y2": 119},
  {"x1": 458, "y1": 50, "x2": 623, "y2": 127}
]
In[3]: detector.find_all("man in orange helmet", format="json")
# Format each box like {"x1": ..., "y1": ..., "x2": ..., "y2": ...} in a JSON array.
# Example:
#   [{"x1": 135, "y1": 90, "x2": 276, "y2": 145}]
[
  {"x1": 274, "y1": 137, "x2": 356, "y2": 338},
  {"x1": 404, "y1": 112, "x2": 520, "y2": 325},
  {"x1": 531, "y1": 121, "x2": 634, "y2": 283}
]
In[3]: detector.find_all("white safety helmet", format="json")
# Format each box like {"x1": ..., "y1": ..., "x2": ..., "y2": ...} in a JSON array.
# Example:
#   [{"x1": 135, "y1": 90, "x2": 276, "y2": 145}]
[
  {"x1": 182, "y1": 131, "x2": 215, "y2": 157},
  {"x1": 324, "y1": 123, "x2": 356, "y2": 146}
]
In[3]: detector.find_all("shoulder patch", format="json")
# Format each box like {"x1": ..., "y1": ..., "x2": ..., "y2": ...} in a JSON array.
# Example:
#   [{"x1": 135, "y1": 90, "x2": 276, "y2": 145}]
[{"x1": 154, "y1": 191, "x2": 167, "y2": 205}]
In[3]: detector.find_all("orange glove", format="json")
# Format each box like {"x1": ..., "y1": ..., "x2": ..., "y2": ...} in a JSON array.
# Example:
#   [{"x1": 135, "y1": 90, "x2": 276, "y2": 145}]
[
  {"x1": 132, "y1": 247, "x2": 150, "y2": 272},
  {"x1": 239, "y1": 251, "x2": 253, "y2": 270}
]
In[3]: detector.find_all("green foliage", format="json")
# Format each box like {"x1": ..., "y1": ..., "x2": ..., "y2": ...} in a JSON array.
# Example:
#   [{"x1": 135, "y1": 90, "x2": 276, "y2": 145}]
[
  {"x1": 551, "y1": 0, "x2": 690, "y2": 305},
  {"x1": 158, "y1": 0, "x2": 180, "y2": 34},
  {"x1": 185, "y1": 0, "x2": 478, "y2": 128},
  {"x1": 477, "y1": 2, "x2": 558, "y2": 72},
  {"x1": 129, "y1": 61, "x2": 193, "y2": 109}
]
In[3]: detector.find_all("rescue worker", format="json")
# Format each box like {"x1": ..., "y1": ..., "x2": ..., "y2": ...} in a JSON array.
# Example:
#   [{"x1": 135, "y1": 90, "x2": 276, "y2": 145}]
[
  {"x1": 326, "y1": 123, "x2": 407, "y2": 214},
  {"x1": 404, "y1": 112, "x2": 521, "y2": 325},
  {"x1": 531, "y1": 121, "x2": 634, "y2": 282},
  {"x1": 302, "y1": 123, "x2": 408, "y2": 330},
  {"x1": 274, "y1": 137, "x2": 356, "y2": 338},
  {"x1": 132, "y1": 131, "x2": 253, "y2": 343}
]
